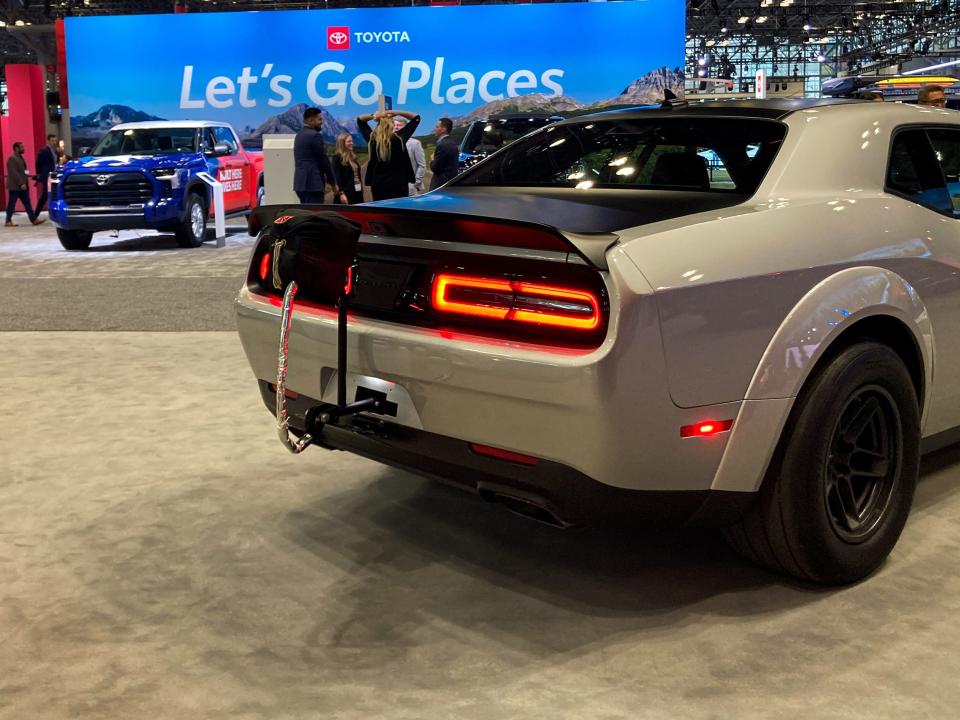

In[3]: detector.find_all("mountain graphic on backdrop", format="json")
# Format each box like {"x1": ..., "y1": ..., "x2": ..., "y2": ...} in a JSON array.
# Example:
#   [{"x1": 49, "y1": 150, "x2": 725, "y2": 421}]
[
  {"x1": 591, "y1": 67, "x2": 685, "y2": 107},
  {"x1": 69, "y1": 104, "x2": 166, "y2": 152},
  {"x1": 71, "y1": 105, "x2": 165, "y2": 137},
  {"x1": 244, "y1": 103, "x2": 364, "y2": 146},
  {"x1": 446, "y1": 68, "x2": 685, "y2": 129},
  {"x1": 450, "y1": 94, "x2": 585, "y2": 128}
]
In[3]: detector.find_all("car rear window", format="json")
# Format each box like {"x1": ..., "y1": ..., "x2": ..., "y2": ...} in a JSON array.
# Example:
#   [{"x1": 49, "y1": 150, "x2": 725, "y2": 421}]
[
  {"x1": 460, "y1": 117, "x2": 559, "y2": 155},
  {"x1": 454, "y1": 116, "x2": 787, "y2": 195}
]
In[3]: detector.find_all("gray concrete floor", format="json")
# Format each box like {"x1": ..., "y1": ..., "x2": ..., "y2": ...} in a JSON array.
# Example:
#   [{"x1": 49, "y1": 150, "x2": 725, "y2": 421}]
[{"x1": 3, "y1": 217, "x2": 960, "y2": 718}]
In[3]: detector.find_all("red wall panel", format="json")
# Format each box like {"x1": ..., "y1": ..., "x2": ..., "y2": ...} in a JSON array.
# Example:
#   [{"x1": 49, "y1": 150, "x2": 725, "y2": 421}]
[{"x1": 2, "y1": 64, "x2": 47, "y2": 205}]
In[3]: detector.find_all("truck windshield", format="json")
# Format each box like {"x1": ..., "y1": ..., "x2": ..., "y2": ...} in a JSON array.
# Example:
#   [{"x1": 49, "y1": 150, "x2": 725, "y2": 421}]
[
  {"x1": 90, "y1": 128, "x2": 198, "y2": 156},
  {"x1": 454, "y1": 117, "x2": 787, "y2": 195}
]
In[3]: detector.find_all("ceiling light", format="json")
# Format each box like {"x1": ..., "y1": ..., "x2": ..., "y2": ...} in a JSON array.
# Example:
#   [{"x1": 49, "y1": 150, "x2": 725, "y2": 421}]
[
  {"x1": 755, "y1": 16, "x2": 768, "y2": 23},
  {"x1": 737, "y1": 16, "x2": 750, "y2": 23}
]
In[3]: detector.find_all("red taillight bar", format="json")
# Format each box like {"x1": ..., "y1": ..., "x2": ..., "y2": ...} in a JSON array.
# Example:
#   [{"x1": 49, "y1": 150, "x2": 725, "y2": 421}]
[
  {"x1": 259, "y1": 251, "x2": 272, "y2": 283},
  {"x1": 432, "y1": 273, "x2": 601, "y2": 331},
  {"x1": 433, "y1": 275, "x2": 512, "y2": 320}
]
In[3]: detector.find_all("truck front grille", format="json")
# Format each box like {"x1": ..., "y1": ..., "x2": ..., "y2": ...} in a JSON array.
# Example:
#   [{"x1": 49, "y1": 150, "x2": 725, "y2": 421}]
[{"x1": 63, "y1": 173, "x2": 154, "y2": 207}]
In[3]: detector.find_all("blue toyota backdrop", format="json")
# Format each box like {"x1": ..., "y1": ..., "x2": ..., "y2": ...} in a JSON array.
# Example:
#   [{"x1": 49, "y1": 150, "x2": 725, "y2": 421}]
[{"x1": 65, "y1": 1, "x2": 684, "y2": 148}]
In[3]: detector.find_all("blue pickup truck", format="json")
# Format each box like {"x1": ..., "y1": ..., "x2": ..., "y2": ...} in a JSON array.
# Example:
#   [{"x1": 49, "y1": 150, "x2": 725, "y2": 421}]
[{"x1": 49, "y1": 121, "x2": 264, "y2": 250}]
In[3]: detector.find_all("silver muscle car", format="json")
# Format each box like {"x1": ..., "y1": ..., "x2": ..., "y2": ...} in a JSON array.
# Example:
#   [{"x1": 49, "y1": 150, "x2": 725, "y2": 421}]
[{"x1": 237, "y1": 99, "x2": 960, "y2": 584}]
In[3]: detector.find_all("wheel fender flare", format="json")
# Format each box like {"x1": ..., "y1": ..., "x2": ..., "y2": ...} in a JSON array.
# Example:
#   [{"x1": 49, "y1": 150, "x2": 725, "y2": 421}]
[
  {"x1": 711, "y1": 265, "x2": 933, "y2": 493},
  {"x1": 184, "y1": 179, "x2": 210, "y2": 209}
]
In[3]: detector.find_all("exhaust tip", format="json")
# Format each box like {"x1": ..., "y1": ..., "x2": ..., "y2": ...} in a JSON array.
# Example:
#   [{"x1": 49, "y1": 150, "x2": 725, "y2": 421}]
[{"x1": 479, "y1": 489, "x2": 579, "y2": 529}]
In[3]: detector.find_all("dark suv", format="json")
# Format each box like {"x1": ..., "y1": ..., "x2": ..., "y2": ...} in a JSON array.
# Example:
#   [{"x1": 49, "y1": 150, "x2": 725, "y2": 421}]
[{"x1": 458, "y1": 113, "x2": 564, "y2": 172}]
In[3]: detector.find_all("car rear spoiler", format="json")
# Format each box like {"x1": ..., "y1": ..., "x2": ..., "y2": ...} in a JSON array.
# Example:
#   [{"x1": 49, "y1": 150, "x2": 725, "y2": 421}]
[{"x1": 248, "y1": 204, "x2": 612, "y2": 268}]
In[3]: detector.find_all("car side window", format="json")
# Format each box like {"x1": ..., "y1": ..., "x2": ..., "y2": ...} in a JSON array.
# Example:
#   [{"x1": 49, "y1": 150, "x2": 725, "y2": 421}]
[
  {"x1": 214, "y1": 127, "x2": 239, "y2": 155},
  {"x1": 926, "y1": 128, "x2": 960, "y2": 216},
  {"x1": 886, "y1": 129, "x2": 952, "y2": 215}
]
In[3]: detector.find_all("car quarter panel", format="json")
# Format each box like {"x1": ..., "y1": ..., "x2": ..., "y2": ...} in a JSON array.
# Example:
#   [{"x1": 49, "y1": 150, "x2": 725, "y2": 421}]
[
  {"x1": 618, "y1": 105, "x2": 960, "y2": 435},
  {"x1": 236, "y1": 246, "x2": 739, "y2": 492},
  {"x1": 709, "y1": 266, "x2": 933, "y2": 493}
]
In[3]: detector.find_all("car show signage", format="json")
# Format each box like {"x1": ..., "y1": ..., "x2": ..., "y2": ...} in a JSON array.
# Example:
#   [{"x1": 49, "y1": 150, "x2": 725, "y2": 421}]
[{"x1": 64, "y1": 1, "x2": 684, "y2": 147}]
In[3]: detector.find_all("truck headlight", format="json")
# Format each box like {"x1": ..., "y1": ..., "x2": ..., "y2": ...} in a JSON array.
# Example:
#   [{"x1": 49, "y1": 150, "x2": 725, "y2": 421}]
[
  {"x1": 151, "y1": 168, "x2": 178, "y2": 179},
  {"x1": 49, "y1": 170, "x2": 61, "y2": 183}
]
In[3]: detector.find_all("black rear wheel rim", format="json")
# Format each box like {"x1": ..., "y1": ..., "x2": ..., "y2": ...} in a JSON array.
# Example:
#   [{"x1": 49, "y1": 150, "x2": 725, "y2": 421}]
[{"x1": 824, "y1": 385, "x2": 901, "y2": 544}]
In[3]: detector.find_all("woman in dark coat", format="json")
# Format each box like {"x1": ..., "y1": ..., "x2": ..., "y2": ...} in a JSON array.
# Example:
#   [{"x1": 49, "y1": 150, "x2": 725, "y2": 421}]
[
  {"x1": 357, "y1": 110, "x2": 421, "y2": 201},
  {"x1": 332, "y1": 132, "x2": 364, "y2": 205}
]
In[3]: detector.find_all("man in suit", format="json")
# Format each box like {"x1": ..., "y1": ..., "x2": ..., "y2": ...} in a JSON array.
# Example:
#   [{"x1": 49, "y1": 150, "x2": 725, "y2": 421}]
[
  {"x1": 34, "y1": 134, "x2": 59, "y2": 214},
  {"x1": 5, "y1": 141, "x2": 44, "y2": 227},
  {"x1": 429, "y1": 117, "x2": 459, "y2": 190},
  {"x1": 293, "y1": 107, "x2": 338, "y2": 203},
  {"x1": 394, "y1": 116, "x2": 425, "y2": 195}
]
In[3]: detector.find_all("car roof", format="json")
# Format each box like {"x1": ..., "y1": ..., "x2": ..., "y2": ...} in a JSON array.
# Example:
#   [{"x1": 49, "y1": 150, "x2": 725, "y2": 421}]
[
  {"x1": 112, "y1": 120, "x2": 230, "y2": 130},
  {"x1": 562, "y1": 98, "x2": 865, "y2": 123},
  {"x1": 487, "y1": 112, "x2": 563, "y2": 120}
]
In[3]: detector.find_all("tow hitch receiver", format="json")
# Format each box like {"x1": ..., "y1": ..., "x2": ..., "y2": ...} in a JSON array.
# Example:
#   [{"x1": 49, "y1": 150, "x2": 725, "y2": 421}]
[
  {"x1": 263, "y1": 207, "x2": 371, "y2": 454},
  {"x1": 276, "y1": 280, "x2": 383, "y2": 453}
]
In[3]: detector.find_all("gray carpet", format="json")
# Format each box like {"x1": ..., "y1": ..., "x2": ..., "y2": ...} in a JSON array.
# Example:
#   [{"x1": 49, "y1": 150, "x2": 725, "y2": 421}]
[
  {"x1": 3, "y1": 222, "x2": 960, "y2": 718},
  {"x1": 0, "y1": 221, "x2": 254, "y2": 331},
  {"x1": 0, "y1": 277, "x2": 243, "y2": 330}
]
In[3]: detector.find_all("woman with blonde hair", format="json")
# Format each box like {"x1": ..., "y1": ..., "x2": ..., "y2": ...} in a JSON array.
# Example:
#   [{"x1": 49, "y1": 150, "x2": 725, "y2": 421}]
[
  {"x1": 356, "y1": 109, "x2": 420, "y2": 200},
  {"x1": 332, "y1": 132, "x2": 364, "y2": 204}
]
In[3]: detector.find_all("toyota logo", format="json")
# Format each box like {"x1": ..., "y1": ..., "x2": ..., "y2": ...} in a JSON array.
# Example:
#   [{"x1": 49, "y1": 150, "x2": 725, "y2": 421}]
[
  {"x1": 95, "y1": 174, "x2": 111, "y2": 186},
  {"x1": 327, "y1": 26, "x2": 350, "y2": 50}
]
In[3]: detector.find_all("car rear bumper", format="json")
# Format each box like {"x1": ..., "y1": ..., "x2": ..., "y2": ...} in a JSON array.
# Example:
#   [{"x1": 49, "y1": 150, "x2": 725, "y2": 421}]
[
  {"x1": 260, "y1": 381, "x2": 751, "y2": 527},
  {"x1": 235, "y1": 250, "x2": 745, "y2": 494}
]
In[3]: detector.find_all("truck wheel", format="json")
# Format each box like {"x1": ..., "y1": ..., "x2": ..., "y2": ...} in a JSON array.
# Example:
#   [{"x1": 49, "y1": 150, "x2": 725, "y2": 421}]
[
  {"x1": 57, "y1": 228, "x2": 93, "y2": 251},
  {"x1": 722, "y1": 342, "x2": 919, "y2": 585},
  {"x1": 175, "y1": 193, "x2": 207, "y2": 248},
  {"x1": 257, "y1": 183, "x2": 265, "y2": 207}
]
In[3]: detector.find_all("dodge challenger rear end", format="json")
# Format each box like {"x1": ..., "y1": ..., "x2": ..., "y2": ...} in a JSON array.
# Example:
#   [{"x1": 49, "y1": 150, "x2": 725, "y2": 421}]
[{"x1": 237, "y1": 100, "x2": 955, "y2": 584}]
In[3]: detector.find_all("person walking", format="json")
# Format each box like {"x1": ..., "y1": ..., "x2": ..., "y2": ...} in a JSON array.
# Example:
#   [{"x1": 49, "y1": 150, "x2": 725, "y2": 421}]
[
  {"x1": 429, "y1": 117, "x2": 459, "y2": 190},
  {"x1": 293, "y1": 107, "x2": 338, "y2": 203},
  {"x1": 5, "y1": 142, "x2": 44, "y2": 227},
  {"x1": 394, "y1": 116, "x2": 425, "y2": 195},
  {"x1": 357, "y1": 109, "x2": 420, "y2": 201},
  {"x1": 332, "y1": 133, "x2": 364, "y2": 205},
  {"x1": 35, "y1": 133, "x2": 59, "y2": 214}
]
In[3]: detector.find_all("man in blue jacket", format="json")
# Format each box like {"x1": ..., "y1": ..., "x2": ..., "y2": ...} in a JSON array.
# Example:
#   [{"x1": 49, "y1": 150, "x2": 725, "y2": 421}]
[
  {"x1": 293, "y1": 107, "x2": 338, "y2": 203},
  {"x1": 34, "y1": 134, "x2": 59, "y2": 213},
  {"x1": 429, "y1": 117, "x2": 459, "y2": 190}
]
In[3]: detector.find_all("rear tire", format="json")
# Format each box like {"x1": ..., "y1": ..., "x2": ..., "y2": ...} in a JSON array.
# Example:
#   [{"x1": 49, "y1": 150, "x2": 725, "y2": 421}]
[
  {"x1": 175, "y1": 193, "x2": 207, "y2": 248},
  {"x1": 723, "y1": 342, "x2": 920, "y2": 585},
  {"x1": 57, "y1": 228, "x2": 93, "y2": 251}
]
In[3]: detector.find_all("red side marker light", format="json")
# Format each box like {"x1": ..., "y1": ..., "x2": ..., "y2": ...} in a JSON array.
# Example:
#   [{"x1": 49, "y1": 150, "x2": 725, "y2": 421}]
[
  {"x1": 469, "y1": 442, "x2": 540, "y2": 466},
  {"x1": 259, "y1": 251, "x2": 272, "y2": 282},
  {"x1": 344, "y1": 266, "x2": 354, "y2": 297},
  {"x1": 680, "y1": 419, "x2": 734, "y2": 438}
]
